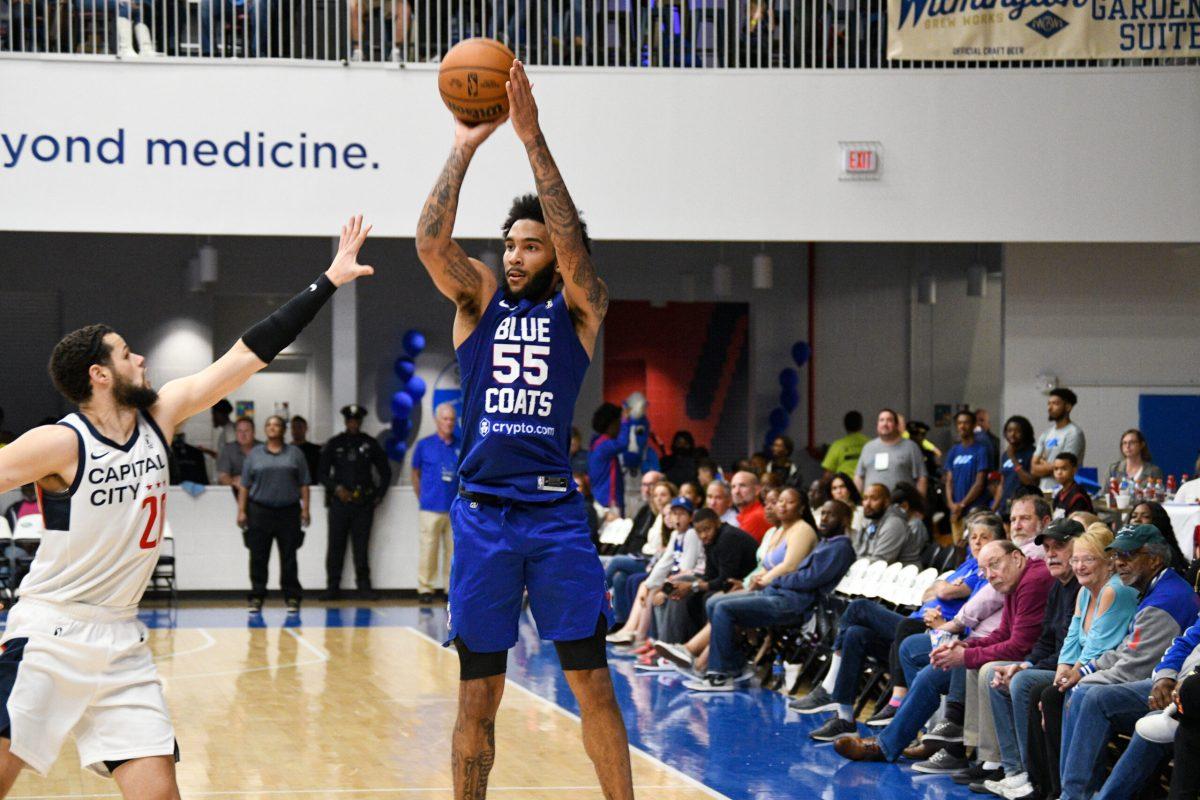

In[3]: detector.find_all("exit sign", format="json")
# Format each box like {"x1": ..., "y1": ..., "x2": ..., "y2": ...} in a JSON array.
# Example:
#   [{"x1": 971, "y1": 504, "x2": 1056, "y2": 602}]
[{"x1": 839, "y1": 141, "x2": 882, "y2": 181}]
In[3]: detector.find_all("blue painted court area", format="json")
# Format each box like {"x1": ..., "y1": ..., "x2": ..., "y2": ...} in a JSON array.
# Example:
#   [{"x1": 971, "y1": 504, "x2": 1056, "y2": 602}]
[{"x1": 6, "y1": 603, "x2": 973, "y2": 800}]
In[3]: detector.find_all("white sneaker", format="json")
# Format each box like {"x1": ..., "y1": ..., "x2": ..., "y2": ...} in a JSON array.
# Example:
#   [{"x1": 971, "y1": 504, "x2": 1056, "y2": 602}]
[
  {"x1": 605, "y1": 630, "x2": 635, "y2": 645},
  {"x1": 350, "y1": 47, "x2": 363, "y2": 62},
  {"x1": 683, "y1": 674, "x2": 734, "y2": 692},
  {"x1": 983, "y1": 773, "x2": 1030, "y2": 796},
  {"x1": 134, "y1": 22, "x2": 159, "y2": 56},
  {"x1": 389, "y1": 45, "x2": 403, "y2": 62},
  {"x1": 653, "y1": 641, "x2": 694, "y2": 669},
  {"x1": 1135, "y1": 704, "x2": 1180, "y2": 744},
  {"x1": 116, "y1": 17, "x2": 137, "y2": 58}
]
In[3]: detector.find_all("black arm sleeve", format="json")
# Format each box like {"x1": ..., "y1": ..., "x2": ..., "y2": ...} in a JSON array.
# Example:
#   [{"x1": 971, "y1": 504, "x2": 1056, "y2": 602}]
[{"x1": 242, "y1": 274, "x2": 336, "y2": 363}]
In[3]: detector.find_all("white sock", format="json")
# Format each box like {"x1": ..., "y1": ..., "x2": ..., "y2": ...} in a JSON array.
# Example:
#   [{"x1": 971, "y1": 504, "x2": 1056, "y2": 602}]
[
  {"x1": 982, "y1": 761, "x2": 1001, "y2": 770},
  {"x1": 821, "y1": 654, "x2": 842, "y2": 694},
  {"x1": 837, "y1": 704, "x2": 854, "y2": 722}
]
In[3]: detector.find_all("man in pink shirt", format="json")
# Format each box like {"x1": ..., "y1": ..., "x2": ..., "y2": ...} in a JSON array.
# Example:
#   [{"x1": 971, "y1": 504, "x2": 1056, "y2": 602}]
[{"x1": 836, "y1": 539, "x2": 1055, "y2": 764}]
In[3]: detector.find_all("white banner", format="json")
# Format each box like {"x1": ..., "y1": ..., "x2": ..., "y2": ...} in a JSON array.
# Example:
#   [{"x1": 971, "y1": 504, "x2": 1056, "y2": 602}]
[{"x1": 1, "y1": 59, "x2": 1199, "y2": 242}]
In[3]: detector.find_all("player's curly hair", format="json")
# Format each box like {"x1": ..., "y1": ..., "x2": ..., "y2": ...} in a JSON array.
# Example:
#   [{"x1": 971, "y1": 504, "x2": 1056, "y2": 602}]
[
  {"x1": 502, "y1": 193, "x2": 592, "y2": 253},
  {"x1": 49, "y1": 324, "x2": 115, "y2": 404}
]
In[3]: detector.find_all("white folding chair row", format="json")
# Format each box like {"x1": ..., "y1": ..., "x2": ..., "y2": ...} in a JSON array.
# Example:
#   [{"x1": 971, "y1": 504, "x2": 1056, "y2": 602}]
[
  {"x1": 862, "y1": 562, "x2": 904, "y2": 600},
  {"x1": 881, "y1": 563, "x2": 921, "y2": 606},
  {"x1": 11, "y1": 514, "x2": 44, "y2": 546},
  {"x1": 0, "y1": 516, "x2": 11, "y2": 540},
  {"x1": 844, "y1": 558, "x2": 887, "y2": 597},
  {"x1": 904, "y1": 567, "x2": 941, "y2": 608},
  {"x1": 834, "y1": 557, "x2": 871, "y2": 595}
]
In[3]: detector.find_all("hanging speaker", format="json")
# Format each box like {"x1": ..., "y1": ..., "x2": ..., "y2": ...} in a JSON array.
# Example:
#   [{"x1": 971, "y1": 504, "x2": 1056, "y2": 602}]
[
  {"x1": 197, "y1": 244, "x2": 219, "y2": 285},
  {"x1": 752, "y1": 252, "x2": 773, "y2": 290},
  {"x1": 712, "y1": 263, "x2": 732, "y2": 298},
  {"x1": 967, "y1": 263, "x2": 987, "y2": 297},
  {"x1": 918, "y1": 272, "x2": 937, "y2": 305}
]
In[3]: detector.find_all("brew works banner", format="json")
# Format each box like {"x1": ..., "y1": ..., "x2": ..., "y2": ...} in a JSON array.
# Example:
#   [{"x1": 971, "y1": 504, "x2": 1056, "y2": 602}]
[{"x1": 888, "y1": 0, "x2": 1200, "y2": 60}]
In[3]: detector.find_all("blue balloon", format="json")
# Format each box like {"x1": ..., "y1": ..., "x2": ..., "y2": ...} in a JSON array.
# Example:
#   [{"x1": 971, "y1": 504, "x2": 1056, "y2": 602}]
[
  {"x1": 402, "y1": 329, "x2": 427, "y2": 358},
  {"x1": 405, "y1": 374, "x2": 427, "y2": 400},
  {"x1": 768, "y1": 408, "x2": 789, "y2": 430},
  {"x1": 393, "y1": 356, "x2": 415, "y2": 382},
  {"x1": 391, "y1": 391, "x2": 414, "y2": 418},
  {"x1": 780, "y1": 387, "x2": 800, "y2": 413},
  {"x1": 386, "y1": 441, "x2": 408, "y2": 462},
  {"x1": 778, "y1": 368, "x2": 799, "y2": 389},
  {"x1": 391, "y1": 416, "x2": 411, "y2": 437},
  {"x1": 791, "y1": 341, "x2": 811, "y2": 367}
]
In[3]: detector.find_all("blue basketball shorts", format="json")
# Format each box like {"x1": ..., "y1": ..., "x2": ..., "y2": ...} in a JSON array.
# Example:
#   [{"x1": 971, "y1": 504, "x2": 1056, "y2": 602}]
[{"x1": 444, "y1": 492, "x2": 613, "y2": 653}]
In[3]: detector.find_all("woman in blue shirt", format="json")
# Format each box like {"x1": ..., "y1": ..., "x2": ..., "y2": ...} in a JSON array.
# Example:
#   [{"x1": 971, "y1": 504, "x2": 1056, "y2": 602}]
[{"x1": 992, "y1": 415, "x2": 1038, "y2": 518}]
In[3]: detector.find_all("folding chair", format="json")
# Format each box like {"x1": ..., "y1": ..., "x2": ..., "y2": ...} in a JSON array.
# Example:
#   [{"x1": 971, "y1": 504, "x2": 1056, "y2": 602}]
[{"x1": 147, "y1": 520, "x2": 178, "y2": 608}]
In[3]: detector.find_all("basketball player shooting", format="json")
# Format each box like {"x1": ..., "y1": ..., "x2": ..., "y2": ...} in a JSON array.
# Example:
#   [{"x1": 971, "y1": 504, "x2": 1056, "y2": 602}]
[
  {"x1": 0, "y1": 216, "x2": 375, "y2": 799},
  {"x1": 415, "y1": 61, "x2": 634, "y2": 800}
]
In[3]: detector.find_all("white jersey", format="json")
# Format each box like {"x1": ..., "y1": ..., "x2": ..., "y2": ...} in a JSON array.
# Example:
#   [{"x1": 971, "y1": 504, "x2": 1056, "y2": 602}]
[{"x1": 21, "y1": 410, "x2": 171, "y2": 611}]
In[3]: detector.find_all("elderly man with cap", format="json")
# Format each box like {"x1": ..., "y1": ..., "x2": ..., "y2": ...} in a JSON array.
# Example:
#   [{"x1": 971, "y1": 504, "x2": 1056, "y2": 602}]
[
  {"x1": 1053, "y1": 524, "x2": 1200, "y2": 800},
  {"x1": 318, "y1": 404, "x2": 392, "y2": 600},
  {"x1": 411, "y1": 402, "x2": 460, "y2": 604},
  {"x1": 970, "y1": 519, "x2": 1083, "y2": 792}
]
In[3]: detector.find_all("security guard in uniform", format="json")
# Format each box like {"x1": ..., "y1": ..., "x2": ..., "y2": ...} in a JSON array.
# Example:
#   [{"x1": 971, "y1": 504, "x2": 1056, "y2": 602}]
[{"x1": 318, "y1": 404, "x2": 392, "y2": 600}]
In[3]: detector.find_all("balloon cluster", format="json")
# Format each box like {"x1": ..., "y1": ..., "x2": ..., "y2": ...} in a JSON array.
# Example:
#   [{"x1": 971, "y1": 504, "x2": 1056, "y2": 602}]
[
  {"x1": 764, "y1": 341, "x2": 810, "y2": 450},
  {"x1": 386, "y1": 329, "x2": 427, "y2": 462}
]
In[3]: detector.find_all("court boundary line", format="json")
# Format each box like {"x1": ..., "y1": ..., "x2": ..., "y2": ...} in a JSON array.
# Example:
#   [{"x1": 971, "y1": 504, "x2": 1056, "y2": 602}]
[
  {"x1": 162, "y1": 627, "x2": 330, "y2": 679},
  {"x1": 403, "y1": 626, "x2": 730, "y2": 800},
  {"x1": 153, "y1": 627, "x2": 217, "y2": 661}
]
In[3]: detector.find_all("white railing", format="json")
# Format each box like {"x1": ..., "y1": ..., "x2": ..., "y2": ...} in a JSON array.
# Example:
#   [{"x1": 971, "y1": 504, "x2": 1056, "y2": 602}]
[{"x1": 1, "y1": 0, "x2": 1196, "y2": 68}]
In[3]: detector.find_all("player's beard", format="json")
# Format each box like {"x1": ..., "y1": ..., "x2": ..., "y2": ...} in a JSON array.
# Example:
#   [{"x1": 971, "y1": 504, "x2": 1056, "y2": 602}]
[
  {"x1": 113, "y1": 371, "x2": 159, "y2": 410},
  {"x1": 504, "y1": 261, "x2": 558, "y2": 304}
]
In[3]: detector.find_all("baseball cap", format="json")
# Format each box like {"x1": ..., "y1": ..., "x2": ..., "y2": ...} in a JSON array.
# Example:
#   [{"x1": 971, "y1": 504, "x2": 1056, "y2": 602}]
[
  {"x1": 1034, "y1": 518, "x2": 1085, "y2": 546},
  {"x1": 669, "y1": 497, "x2": 695, "y2": 513},
  {"x1": 1106, "y1": 523, "x2": 1166, "y2": 552}
]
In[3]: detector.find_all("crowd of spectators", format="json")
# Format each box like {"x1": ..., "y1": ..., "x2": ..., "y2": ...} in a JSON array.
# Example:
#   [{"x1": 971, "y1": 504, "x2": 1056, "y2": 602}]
[
  {"x1": 591, "y1": 387, "x2": 1200, "y2": 798},
  {"x1": 0, "y1": 0, "x2": 890, "y2": 68}
]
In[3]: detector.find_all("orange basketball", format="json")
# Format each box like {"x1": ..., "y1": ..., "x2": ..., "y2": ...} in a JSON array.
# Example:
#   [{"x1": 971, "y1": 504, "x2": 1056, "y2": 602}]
[{"x1": 438, "y1": 38, "x2": 516, "y2": 125}]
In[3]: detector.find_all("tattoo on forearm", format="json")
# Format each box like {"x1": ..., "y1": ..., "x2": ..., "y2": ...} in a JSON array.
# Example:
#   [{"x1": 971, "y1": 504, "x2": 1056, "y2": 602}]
[
  {"x1": 525, "y1": 134, "x2": 608, "y2": 318},
  {"x1": 418, "y1": 146, "x2": 482, "y2": 298}
]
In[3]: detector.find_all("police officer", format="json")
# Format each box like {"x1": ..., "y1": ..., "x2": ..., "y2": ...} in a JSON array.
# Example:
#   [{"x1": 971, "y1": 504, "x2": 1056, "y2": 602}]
[{"x1": 318, "y1": 404, "x2": 392, "y2": 600}]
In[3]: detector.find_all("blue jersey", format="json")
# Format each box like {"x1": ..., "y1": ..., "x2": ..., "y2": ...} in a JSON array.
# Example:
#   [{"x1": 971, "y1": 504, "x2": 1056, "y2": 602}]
[{"x1": 456, "y1": 289, "x2": 591, "y2": 503}]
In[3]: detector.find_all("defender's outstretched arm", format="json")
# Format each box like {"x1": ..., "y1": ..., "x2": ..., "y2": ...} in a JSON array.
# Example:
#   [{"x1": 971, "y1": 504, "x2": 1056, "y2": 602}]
[{"x1": 153, "y1": 216, "x2": 375, "y2": 435}]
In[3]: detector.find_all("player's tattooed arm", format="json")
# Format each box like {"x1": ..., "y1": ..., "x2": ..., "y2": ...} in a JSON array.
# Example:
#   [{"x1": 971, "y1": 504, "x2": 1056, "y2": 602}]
[
  {"x1": 507, "y1": 61, "x2": 608, "y2": 329},
  {"x1": 416, "y1": 122, "x2": 502, "y2": 319}
]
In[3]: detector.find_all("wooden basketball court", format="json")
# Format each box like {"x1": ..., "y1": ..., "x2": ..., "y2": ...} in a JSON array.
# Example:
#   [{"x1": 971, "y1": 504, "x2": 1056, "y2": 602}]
[{"x1": 9, "y1": 618, "x2": 717, "y2": 800}]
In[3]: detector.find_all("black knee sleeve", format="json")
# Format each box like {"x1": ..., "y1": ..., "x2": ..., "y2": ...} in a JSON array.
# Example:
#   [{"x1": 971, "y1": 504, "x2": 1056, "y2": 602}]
[
  {"x1": 453, "y1": 637, "x2": 509, "y2": 681},
  {"x1": 553, "y1": 615, "x2": 609, "y2": 672}
]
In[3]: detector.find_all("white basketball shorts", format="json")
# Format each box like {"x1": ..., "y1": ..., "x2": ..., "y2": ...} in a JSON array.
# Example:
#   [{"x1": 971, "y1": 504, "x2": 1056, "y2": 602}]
[{"x1": 0, "y1": 598, "x2": 176, "y2": 777}]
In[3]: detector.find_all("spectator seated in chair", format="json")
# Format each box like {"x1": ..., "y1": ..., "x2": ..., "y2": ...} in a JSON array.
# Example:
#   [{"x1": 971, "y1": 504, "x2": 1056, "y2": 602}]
[{"x1": 683, "y1": 498, "x2": 855, "y2": 692}]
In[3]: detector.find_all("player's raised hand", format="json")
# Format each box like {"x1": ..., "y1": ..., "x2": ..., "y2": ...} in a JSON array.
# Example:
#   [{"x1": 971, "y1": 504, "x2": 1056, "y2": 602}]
[
  {"x1": 506, "y1": 60, "x2": 540, "y2": 145},
  {"x1": 326, "y1": 215, "x2": 375, "y2": 287},
  {"x1": 454, "y1": 113, "x2": 508, "y2": 150}
]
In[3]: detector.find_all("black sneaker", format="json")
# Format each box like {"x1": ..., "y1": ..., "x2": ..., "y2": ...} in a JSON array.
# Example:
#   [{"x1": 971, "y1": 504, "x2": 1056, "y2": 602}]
[
  {"x1": 248, "y1": 597, "x2": 263, "y2": 614},
  {"x1": 866, "y1": 703, "x2": 898, "y2": 727},
  {"x1": 809, "y1": 717, "x2": 859, "y2": 741},
  {"x1": 922, "y1": 719, "x2": 965, "y2": 743},
  {"x1": 912, "y1": 748, "x2": 971, "y2": 775},
  {"x1": 286, "y1": 598, "x2": 301, "y2": 614},
  {"x1": 318, "y1": 589, "x2": 342, "y2": 602},
  {"x1": 954, "y1": 763, "x2": 1004, "y2": 785},
  {"x1": 417, "y1": 592, "x2": 434, "y2": 605},
  {"x1": 788, "y1": 685, "x2": 838, "y2": 714}
]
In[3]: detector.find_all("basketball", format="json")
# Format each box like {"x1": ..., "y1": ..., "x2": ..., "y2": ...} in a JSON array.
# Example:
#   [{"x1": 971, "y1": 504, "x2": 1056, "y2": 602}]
[{"x1": 438, "y1": 38, "x2": 516, "y2": 125}]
